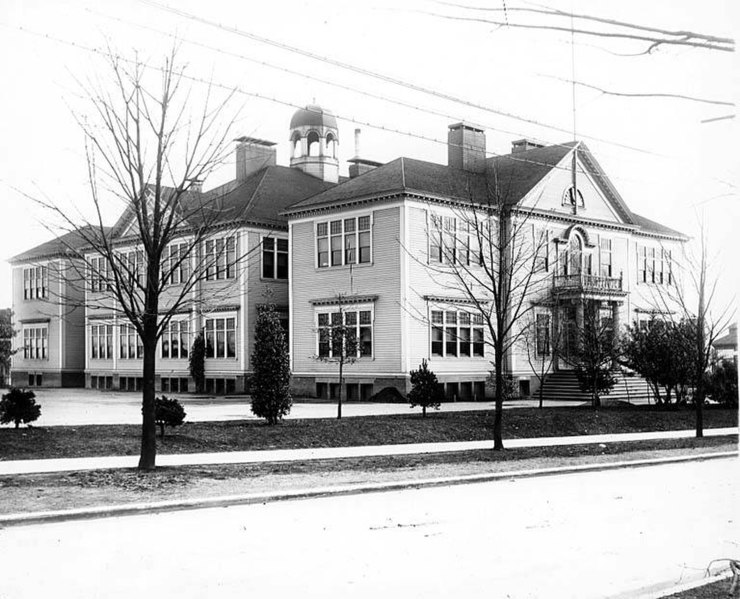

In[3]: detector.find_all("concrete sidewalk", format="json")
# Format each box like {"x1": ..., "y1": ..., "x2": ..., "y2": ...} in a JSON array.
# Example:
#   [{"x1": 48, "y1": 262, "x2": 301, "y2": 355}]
[{"x1": 1, "y1": 427, "x2": 736, "y2": 476}]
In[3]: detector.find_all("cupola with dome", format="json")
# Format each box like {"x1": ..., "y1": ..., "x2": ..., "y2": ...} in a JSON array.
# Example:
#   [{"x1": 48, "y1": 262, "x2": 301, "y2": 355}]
[{"x1": 289, "y1": 104, "x2": 339, "y2": 183}]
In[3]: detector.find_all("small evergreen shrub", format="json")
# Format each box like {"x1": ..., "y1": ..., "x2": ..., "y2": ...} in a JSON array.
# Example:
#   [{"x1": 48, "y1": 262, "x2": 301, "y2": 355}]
[
  {"x1": 189, "y1": 332, "x2": 206, "y2": 393},
  {"x1": 0, "y1": 387, "x2": 41, "y2": 428},
  {"x1": 154, "y1": 395, "x2": 186, "y2": 438},
  {"x1": 408, "y1": 360, "x2": 444, "y2": 417},
  {"x1": 251, "y1": 304, "x2": 292, "y2": 425}
]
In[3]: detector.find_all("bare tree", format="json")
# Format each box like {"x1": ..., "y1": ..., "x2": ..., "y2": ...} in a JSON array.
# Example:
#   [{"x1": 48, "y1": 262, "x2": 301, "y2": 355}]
[
  {"x1": 421, "y1": 172, "x2": 550, "y2": 449},
  {"x1": 33, "y1": 48, "x2": 241, "y2": 469},
  {"x1": 521, "y1": 308, "x2": 560, "y2": 409},
  {"x1": 313, "y1": 293, "x2": 363, "y2": 419},
  {"x1": 653, "y1": 223, "x2": 735, "y2": 436}
]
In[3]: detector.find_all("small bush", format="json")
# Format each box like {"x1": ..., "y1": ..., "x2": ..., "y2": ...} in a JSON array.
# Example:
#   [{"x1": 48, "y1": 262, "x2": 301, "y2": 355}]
[
  {"x1": 408, "y1": 360, "x2": 444, "y2": 417},
  {"x1": 155, "y1": 395, "x2": 186, "y2": 438},
  {"x1": 369, "y1": 386, "x2": 406, "y2": 403},
  {"x1": 0, "y1": 387, "x2": 41, "y2": 428}
]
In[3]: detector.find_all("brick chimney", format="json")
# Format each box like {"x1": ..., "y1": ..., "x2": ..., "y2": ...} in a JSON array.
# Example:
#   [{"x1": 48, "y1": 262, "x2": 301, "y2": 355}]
[
  {"x1": 235, "y1": 137, "x2": 277, "y2": 181},
  {"x1": 511, "y1": 139, "x2": 544, "y2": 154},
  {"x1": 448, "y1": 123, "x2": 486, "y2": 173}
]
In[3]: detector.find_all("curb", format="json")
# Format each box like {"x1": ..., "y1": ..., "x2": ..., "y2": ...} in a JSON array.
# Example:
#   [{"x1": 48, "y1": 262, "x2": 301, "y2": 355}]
[
  {"x1": 1, "y1": 450, "x2": 735, "y2": 529},
  {"x1": 631, "y1": 571, "x2": 734, "y2": 598}
]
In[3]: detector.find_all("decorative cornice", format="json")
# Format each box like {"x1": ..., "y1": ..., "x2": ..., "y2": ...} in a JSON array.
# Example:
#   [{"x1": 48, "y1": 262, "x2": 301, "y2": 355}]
[
  {"x1": 423, "y1": 294, "x2": 491, "y2": 305},
  {"x1": 310, "y1": 294, "x2": 378, "y2": 307},
  {"x1": 19, "y1": 318, "x2": 51, "y2": 324}
]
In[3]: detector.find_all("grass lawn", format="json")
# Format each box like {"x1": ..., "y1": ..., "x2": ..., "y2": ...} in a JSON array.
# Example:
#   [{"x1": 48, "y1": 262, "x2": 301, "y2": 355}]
[
  {"x1": 0, "y1": 404, "x2": 736, "y2": 461},
  {"x1": 0, "y1": 436, "x2": 735, "y2": 515}
]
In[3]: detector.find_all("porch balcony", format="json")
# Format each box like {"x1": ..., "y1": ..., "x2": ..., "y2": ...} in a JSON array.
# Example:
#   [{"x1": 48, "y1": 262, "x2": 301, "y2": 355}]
[{"x1": 552, "y1": 273, "x2": 624, "y2": 294}]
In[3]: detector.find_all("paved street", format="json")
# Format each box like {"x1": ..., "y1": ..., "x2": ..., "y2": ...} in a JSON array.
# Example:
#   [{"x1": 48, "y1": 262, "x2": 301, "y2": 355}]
[
  {"x1": 17, "y1": 388, "x2": 582, "y2": 426},
  {"x1": 1, "y1": 458, "x2": 736, "y2": 598}
]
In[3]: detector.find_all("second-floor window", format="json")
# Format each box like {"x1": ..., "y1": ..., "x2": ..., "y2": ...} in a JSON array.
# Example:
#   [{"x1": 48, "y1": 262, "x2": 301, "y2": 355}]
[
  {"x1": 599, "y1": 238, "x2": 612, "y2": 278},
  {"x1": 429, "y1": 213, "x2": 482, "y2": 267},
  {"x1": 163, "y1": 243, "x2": 191, "y2": 285},
  {"x1": 23, "y1": 325, "x2": 48, "y2": 359},
  {"x1": 91, "y1": 324, "x2": 113, "y2": 359},
  {"x1": 89, "y1": 256, "x2": 109, "y2": 292},
  {"x1": 119, "y1": 324, "x2": 143, "y2": 359},
  {"x1": 431, "y1": 310, "x2": 484, "y2": 358},
  {"x1": 637, "y1": 244, "x2": 672, "y2": 285},
  {"x1": 205, "y1": 316, "x2": 236, "y2": 359},
  {"x1": 205, "y1": 237, "x2": 237, "y2": 281},
  {"x1": 536, "y1": 313, "x2": 551, "y2": 356},
  {"x1": 262, "y1": 237, "x2": 288, "y2": 279},
  {"x1": 162, "y1": 320, "x2": 190, "y2": 359},
  {"x1": 23, "y1": 266, "x2": 48, "y2": 300},
  {"x1": 316, "y1": 216, "x2": 371, "y2": 268}
]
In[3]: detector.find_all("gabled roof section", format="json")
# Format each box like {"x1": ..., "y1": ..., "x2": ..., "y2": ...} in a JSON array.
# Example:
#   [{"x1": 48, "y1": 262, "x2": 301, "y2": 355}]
[
  {"x1": 630, "y1": 212, "x2": 687, "y2": 238},
  {"x1": 185, "y1": 166, "x2": 335, "y2": 229},
  {"x1": 9, "y1": 225, "x2": 112, "y2": 264},
  {"x1": 285, "y1": 143, "x2": 578, "y2": 215}
]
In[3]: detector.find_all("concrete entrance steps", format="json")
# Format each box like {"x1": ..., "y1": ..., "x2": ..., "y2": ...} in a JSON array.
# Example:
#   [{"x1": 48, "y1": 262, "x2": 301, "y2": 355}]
[{"x1": 538, "y1": 370, "x2": 654, "y2": 403}]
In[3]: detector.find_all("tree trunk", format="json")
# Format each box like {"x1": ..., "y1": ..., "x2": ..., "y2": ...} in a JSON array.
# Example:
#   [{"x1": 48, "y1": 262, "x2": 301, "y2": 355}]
[
  {"x1": 337, "y1": 359, "x2": 343, "y2": 420},
  {"x1": 138, "y1": 317, "x2": 158, "y2": 470},
  {"x1": 15, "y1": 420, "x2": 19, "y2": 429},
  {"x1": 159, "y1": 423, "x2": 165, "y2": 438},
  {"x1": 493, "y1": 350, "x2": 504, "y2": 450},
  {"x1": 423, "y1": 405, "x2": 427, "y2": 418}
]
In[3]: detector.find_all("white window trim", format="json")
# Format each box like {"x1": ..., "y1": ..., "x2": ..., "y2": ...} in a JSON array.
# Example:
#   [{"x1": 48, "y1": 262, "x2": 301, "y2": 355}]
[
  {"x1": 203, "y1": 313, "x2": 238, "y2": 360},
  {"x1": 315, "y1": 304, "x2": 375, "y2": 359},
  {"x1": 261, "y1": 234, "x2": 289, "y2": 280},
  {"x1": 22, "y1": 324, "x2": 49, "y2": 360},
  {"x1": 428, "y1": 306, "x2": 486, "y2": 359},
  {"x1": 160, "y1": 317, "x2": 192, "y2": 360},
  {"x1": 315, "y1": 212, "x2": 373, "y2": 269}
]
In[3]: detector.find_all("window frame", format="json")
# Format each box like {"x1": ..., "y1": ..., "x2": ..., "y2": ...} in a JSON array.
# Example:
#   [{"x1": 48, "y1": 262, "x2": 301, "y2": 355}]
[
  {"x1": 119, "y1": 323, "x2": 143, "y2": 360},
  {"x1": 430, "y1": 308, "x2": 485, "y2": 359},
  {"x1": 315, "y1": 215, "x2": 372, "y2": 269},
  {"x1": 535, "y1": 313, "x2": 551, "y2": 356},
  {"x1": 90, "y1": 323, "x2": 114, "y2": 360},
  {"x1": 261, "y1": 236, "x2": 289, "y2": 280},
  {"x1": 204, "y1": 236, "x2": 238, "y2": 281},
  {"x1": 161, "y1": 318, "x2": 191, "y2": 360},
  {"x1": 22, "y1": 324, "x2": 48, "y2": 360},
  {"x1": 315, "y1": 306, "x2": 374, "y2": 359},
  {"x1": 23, "y1": 265, "x2": 48, "y2": 300},
  {"x1": 204, "y1": 314, "x2": 238, "y2": 360}
]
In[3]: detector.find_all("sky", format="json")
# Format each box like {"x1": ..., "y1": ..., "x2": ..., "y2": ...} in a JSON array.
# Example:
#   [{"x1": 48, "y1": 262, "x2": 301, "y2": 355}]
[{"x1": 0, "y1": 0, "x2": 737, "y2": 319}]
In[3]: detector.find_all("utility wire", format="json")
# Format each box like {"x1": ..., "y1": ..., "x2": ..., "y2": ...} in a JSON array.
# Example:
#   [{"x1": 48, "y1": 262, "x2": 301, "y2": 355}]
[{"x1": 135, "y1": 0, "x2": 656, "y2": 156}]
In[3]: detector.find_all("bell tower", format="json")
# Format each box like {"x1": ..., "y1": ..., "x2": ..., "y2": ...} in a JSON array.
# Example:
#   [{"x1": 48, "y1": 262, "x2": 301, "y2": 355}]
[{"x1": 289, "y1": 104, "x2": 339, "y2": 183}]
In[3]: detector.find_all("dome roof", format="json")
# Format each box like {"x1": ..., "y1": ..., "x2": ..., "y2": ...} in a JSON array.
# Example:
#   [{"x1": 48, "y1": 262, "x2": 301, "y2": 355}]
[{"x1": 290, "y1": 104, "x2": 338, "y2": 130}]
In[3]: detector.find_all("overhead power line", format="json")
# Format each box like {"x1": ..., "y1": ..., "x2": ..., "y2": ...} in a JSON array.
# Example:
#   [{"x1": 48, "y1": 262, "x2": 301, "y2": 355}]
[{"x1": 135, "y1": 0, "x2": 656, "y2": 156}]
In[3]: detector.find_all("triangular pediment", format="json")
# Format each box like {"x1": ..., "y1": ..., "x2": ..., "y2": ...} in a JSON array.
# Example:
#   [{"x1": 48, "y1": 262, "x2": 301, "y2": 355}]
[{"x1": 518, "y1": 144, "x2": 634, "y2": 226}]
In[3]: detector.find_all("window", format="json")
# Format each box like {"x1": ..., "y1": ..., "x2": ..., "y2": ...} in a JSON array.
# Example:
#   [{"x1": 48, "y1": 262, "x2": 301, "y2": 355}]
[
  {"x1": 563, "y1": 186, "x2": 585, "y2": 208},
  {"x1": 90, "y1": 324, "x2": 113, "y2": 359},
  {"x1": 316, "y1": 216, "x2": 371, "y2": 268},
  {"x1": 115, "y1": 249, "x2": 145, "y2": 287},
  {"x1": 429, "y1": 212, "x2": 483, "y2": 267},
  {"x1": 430, "y1": 309, "x2": 484, "y2": 357},
  {"x1": 205, "y1": 316, "x2": 236, "y2": 359},
  {"x1": 637, "y1": 244, "x2": 671, "y2": 285},
  {"x1": 23, "y1": 325, "x2": 48, "y2": 360},
  {"x1": 162, "y1": 320, "x2": 190, "y2": 359},
  {"x1": 205, "y1": 237, "x2": 237, "y2": 281},
  {"x1": 89, "y1": 256, "x2": 109, "y2": 292},
  {"x1": 599, "y1": 238, "x2": 612, "y2": 278},
  {"x1": 316, "y1": 308, "x2": 373, "y2": 358},
  {"x1": 262, "y1": 237, "x2": 289, "y2": 279},
  {"x1": 536, "y1": 313, "x2": 550, "y2": 356},
  {"x1": 163, "y1": 242, "x2": 190, "y2": 285},
  {"x1": 119, "y1": 324, "x2": 143, "y2": 359},
  {"x1": 23, "y1": 266, "x2": 48, "y2": 300},
  {"x1": 534, "y1": 228, "x2": 549, "y2": 272}
]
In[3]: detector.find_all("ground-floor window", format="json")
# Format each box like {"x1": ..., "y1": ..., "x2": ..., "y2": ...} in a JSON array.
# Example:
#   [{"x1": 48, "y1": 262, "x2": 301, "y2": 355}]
[
  {"x1": 162, "y1": 320, "x2": 190, "y2": 359},
  {"x1": 90, "y1": 375, "x2": 113, "y2": 390},
  {"x1": 443, "y1": 380, "x2": 486, "y2": 401},
  {"x1": 119, "y1": 376, "x2": 142, "y2": 391},
  {"x1": 431, "y1": 309, "x2": 484, "y2": 358},
  {"x1": 119, "y1": 324, "x2": 143, "y2": 360},
  {"x1": 205, "y1": 316, "x2": 237, "y2": 359},
  {"x1": 316, "y1": 308, "x2": 373, "y2": 359},
  {"x1": 316, "y1": 382, "x2": 373, "y2": 401},
  {"x1": 23, "y1": 325, "x2": 48, "y2": 360},
  {"x1": 27, "y1": 373, "x2": 43, "y2": 387},
  {"x1": 91, "y1": 324, "x2": 113, "y2": 360},
  {"x1": 205, "y1": 377, "x2": 236, "y2": 395},
  {"x1": 161, "y1": 377, "x2": 189, "y2": 393}
]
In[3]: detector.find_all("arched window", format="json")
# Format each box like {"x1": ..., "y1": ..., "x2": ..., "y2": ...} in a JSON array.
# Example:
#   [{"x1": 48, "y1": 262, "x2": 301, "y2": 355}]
[
  {"x1": 569, "y1": 235, "x2": 583, "y2": 275},
  {"x1": 326, "y1": 133, "x2": 336, "y2": 158},
  {"x1": 563, "y1": 186, "x2": 585, "y2": 208},
  {"x1": 307, "y1": 131, "x2": 320, "y2": 157},
  {"x1": 291, "y1": 132, "x2": 302, "y2": 158}
]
